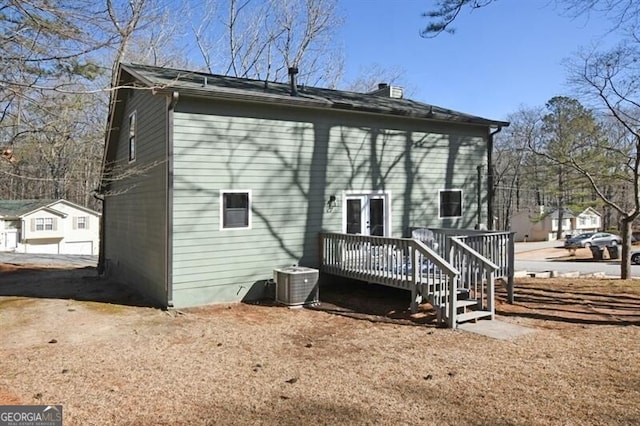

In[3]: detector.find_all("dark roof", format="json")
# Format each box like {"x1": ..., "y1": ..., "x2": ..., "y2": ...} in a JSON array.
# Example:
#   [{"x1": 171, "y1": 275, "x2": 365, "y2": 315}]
[
  {"x1": 547, "y1": 208, "x2": 575, "y2": 219},
  {"x1": 0, "y1": 199, "x2": 55, "y2": 218},
  {"x1": 0, "y1": 199, "x2": 100, "y2": 218},
  {"x1": 119, "y1": 63, "x2": 509, "y2": 127}
]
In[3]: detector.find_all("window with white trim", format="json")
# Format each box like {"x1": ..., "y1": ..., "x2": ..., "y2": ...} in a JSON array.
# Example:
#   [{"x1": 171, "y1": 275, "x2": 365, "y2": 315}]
[
  {"x1": 74, "y1": 216, "x2": 88, "y2": 230},
  {"x1": 221, "y1": 190, "x2": 251, "y2": 229},
  {"x1": 34, "y1": 217, "x2": 55, "y2": 231},
  {"x1": 128, "y1": 111, "x2": 136, "y2": 162},
  {"x1": 439, "y1": 189, "x2": 463, "y2": 218}
]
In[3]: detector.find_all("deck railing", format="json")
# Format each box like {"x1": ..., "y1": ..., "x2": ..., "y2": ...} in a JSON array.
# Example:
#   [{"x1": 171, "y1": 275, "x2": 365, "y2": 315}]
[
  {"x1": 320, "y1": 232, "x2": 459, "y2": 313},
  {"x1": 447, "y1": 237, "x2": 498, "y2": 323},
  {"x1": 320, "y1": 229, "x2": 511, "y2": 328},
  {"x1": 428, "y1": 228, "x2": 515, "y2": 303}
]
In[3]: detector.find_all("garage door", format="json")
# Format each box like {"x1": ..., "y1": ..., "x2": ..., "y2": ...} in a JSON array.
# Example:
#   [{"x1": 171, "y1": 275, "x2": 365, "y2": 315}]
[
  {"x1": 62, "y1": 241, "x2": 93, "y2": 255},
  {"x1": 26, "y1": 242, "x2": 59, "y2": 254}
]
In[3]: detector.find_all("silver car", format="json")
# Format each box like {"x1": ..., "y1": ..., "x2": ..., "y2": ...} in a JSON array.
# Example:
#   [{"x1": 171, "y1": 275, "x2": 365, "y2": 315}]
[{"x1": 564, "y1": 232, "x2": 622, "y2": 248}]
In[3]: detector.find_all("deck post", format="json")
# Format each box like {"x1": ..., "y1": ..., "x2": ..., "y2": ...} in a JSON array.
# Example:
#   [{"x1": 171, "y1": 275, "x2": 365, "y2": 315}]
[
  {"x1": 487, "y1": 270, "x2": 495, "y2": 319},
  {"x1": 448, "y1": 276, "x2": 457, "y2": 328},
  {"x1": 410, "y1": 248, "x2": 419, "y2": 313},
  {"x1": 507, "y1": 232, "x2": 515, "y2": 303},
  {"x1": 448, "y1": 244, "x2": 456, "y2": 328},
  {"x1": 319, "y1": 234, "x2": 325, "y2": 269}
]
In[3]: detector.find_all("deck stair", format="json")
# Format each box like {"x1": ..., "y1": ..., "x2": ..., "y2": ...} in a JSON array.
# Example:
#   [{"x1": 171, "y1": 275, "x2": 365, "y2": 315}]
[
  {"x1": 426, "y1": 287, "x2": 493, "y2": 325},
  {"x1": 320, "y1": 231, "x2": 503, "y2": 328}
]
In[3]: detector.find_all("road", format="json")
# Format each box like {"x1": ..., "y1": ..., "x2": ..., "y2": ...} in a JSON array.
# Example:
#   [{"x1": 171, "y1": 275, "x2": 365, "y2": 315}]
[
  {"x1": 514, "y1": 258, "x2": 635, "y2": 278},
  {"x1": 0, "y1": 252, "x2": 97, "y2": 268},
  {"x1": 514, "y1": 241, "x2": 640, "y2": 278}
]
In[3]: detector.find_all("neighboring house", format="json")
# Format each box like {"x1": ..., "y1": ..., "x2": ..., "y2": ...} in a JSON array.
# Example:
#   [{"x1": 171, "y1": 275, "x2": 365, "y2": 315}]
[
  {"x1": 0, "y1": 199, "x2": 100, "y2": 255},
  {"x1": 100, "y1": 63, "x2": 508, "y2": 309},
  {"x1": 574, "y1": 207, "x2": 601, "y2": 234},
  {"x1": 511, "y1": 207, "x2": 601, "y2": 242}
]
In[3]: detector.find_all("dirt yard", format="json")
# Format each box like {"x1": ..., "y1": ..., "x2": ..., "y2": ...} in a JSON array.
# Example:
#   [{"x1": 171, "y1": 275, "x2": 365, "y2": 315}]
[{"x1": 1, "y1": 260, "x2": 639, "y2": 425}]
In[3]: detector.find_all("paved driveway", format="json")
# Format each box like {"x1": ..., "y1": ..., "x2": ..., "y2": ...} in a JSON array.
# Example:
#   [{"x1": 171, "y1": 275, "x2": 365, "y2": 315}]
[{"x1": 0, "y1": 252, "x2": 97, "y2": 268}]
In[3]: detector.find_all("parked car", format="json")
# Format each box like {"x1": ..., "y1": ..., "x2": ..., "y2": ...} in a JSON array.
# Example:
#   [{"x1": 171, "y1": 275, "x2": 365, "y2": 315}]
[
  {"x1": 632, "y1": 251, "x2": 640, "y2": 265},
  {"x1": 564, "y1": 232, "x2": 622, "y2": 248}
]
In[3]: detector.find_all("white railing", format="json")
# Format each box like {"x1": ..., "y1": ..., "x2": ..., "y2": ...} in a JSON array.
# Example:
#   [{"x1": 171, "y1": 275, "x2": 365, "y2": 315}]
[
  {"x1": 428, "y1": 228, "x2": 515, "y2": 303},
  {"x1": 320, "y1": 232, "x2": 459, "y2": 314},
  {"x1": 320, "y1": 232, "x2": 502, "y2": 328},
  {"x1": 447, "y1": 237, "x2": 499, "y2": 324}
]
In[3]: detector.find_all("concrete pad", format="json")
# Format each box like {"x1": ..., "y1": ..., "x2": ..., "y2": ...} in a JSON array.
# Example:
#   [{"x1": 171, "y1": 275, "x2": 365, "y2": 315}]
[{"x1": 458, "y1": 319, "x2": 536, "y2": 340}]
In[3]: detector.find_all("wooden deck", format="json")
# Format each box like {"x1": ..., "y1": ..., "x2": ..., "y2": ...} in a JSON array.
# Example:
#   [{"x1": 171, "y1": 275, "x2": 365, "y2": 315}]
[{"x1": 319, "y1": 229, "x2": 514, "y2": 328}]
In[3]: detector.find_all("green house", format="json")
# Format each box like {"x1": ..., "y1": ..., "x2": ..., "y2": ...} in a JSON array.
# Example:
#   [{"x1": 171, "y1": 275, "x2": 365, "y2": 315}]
[{"x1": 101, "y1": 63, "x2": 508, "y2": 309}]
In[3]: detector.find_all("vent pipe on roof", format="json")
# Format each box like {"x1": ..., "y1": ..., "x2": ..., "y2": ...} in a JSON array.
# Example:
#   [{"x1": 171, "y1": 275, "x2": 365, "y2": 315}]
[{"x1": 288, "y1": 67, "x2": 299, "y2": 96}]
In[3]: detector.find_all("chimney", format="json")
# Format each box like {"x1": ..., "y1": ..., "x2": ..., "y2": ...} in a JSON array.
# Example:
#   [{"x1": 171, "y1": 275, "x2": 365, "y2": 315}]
[
  {"x1": 369, "y1": 83, "x2": 403, "y2": 99},
  {"x1": 288, "y1": 67, "x2": 299, "y2": 96}
]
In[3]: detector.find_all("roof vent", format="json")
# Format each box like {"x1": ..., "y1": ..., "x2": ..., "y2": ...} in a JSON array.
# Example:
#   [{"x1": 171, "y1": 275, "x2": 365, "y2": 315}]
[
  {"x1": 369, "y1": 84, "x2": 403, "y2": 99},
  {"x1": 288, "y1": 67, "x2": 299, "y2": 96}
]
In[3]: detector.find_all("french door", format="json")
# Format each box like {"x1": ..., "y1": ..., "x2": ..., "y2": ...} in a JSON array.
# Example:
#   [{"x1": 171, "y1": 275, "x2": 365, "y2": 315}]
[{"x1": 344, "y1": 193, "x2": 389, "y2": 236}]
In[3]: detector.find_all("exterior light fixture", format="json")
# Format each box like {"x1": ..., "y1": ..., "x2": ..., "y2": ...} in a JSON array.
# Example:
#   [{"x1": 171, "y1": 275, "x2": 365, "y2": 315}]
[{"x1": 327, "y1": 195, "x2": 337, "y2": 212}]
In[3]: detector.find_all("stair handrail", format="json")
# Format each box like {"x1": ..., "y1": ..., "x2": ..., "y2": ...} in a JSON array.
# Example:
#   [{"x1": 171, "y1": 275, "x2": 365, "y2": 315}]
[
  {"x1": 411, "y1": 239, "x2": 459, "y2": 277},
  {"x1": 447, "y1": 237, "x2": 499, "y2": 328},
  {"x1": 410, "y1": 239, "x2": 460, "y2": 320},
  {"x1": 449, "y1": 237, "x2": 499, "y2": 271}
]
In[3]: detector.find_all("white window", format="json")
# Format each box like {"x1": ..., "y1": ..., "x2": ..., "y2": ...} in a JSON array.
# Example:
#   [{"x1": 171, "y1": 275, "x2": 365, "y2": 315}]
[
  {"x1": 128, "y1": 111, "x2": 136, "y2": 162},
  {"x1": 74, "y1": 216, "x2": 88, "y2": 230},
  {"x1": 34, "y1": 217, "x2": 54, "y2": 231},
  {"x1": 439, "y1": 189, "x2": 462, "y2": 219},
  {"x1": 590, "y1": 216, "x2": 597, "y2": 225},
  {"x1": 579, "y1": 217, "x2": 586, "y2": 226},
  {"x1": 221, "y1": 190, "x2": 251, "y2": 230}
]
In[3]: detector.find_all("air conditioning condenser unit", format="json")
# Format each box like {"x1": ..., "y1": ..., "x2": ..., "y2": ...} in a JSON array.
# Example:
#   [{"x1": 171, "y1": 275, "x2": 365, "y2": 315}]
[{"x1": 273, "y1": 266, "x2": 319, "y2": 306}]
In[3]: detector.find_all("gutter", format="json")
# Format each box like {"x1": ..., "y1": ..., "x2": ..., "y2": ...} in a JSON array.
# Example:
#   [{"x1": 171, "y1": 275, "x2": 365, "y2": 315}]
[
  {"x1": 93, "y1": 190, "x2": 106, "y2": 275},
  {"x1": 166, "y1": 91, "x2": 179, "y2": 308},
  {"x1": 488, "y1": 126, "x2": 504, "y2": 230}
]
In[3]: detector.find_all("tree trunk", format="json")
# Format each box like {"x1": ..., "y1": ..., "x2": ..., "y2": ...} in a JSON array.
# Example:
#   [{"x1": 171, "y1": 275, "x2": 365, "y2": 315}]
[
  {"x1": 620, "y1": 217, "x2": 633, "y2": 279},
  {"x1": 556, "y1": 170, "x2": 564, "y2": 240}
]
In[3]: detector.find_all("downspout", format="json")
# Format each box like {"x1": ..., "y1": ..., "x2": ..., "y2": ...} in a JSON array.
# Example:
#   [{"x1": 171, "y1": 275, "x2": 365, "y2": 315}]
[
  {"x1": 94, "y1": 190, "x2": 105, "y2": 274},
  {"x1": 166, "y1": 91, "x2": 179, "y2": 308},
  {"x1": 488, "y1": 126, "x2": 503, "y2": 230},
  {"x1": 477, "y1": 165, "x2": 483, "y2": 227}
]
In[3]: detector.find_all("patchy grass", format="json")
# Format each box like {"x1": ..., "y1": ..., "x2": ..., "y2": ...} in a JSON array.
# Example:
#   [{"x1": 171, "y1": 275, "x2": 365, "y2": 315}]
[{"x1": 1, "y1": 264, "x2": 639, "y2": 425}]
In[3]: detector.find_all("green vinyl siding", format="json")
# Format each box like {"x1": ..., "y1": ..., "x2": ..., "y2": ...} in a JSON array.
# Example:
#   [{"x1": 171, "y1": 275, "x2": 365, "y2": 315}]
[
  {"x1": 103, "y1": 89, "x2": 168, "y2": 306},
  {"x1": 170, "y1": 97, "x2": 488, "y2": 307}
]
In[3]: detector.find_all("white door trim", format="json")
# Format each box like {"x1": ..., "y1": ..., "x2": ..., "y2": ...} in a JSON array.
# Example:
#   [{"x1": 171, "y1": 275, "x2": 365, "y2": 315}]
[{"x1": 341, "y1": 190, "x2": 392, "y2": 236}]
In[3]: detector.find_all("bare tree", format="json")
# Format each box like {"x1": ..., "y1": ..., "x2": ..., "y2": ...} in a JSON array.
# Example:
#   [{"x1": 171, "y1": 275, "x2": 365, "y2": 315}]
[
  {"x1": 188, "y1": 0, "x2": 344, "y2": 86},
  {"x1": 0, "y1": 0, "x2": 167, "y2": 208},
  {"x1": 421, "y1": 0, "x2": 640, "y2": 37},
  {"x1": 562, "y1": 41, "x2": 640, "y2": 278},
  {"x1": 493, "y1": 106, "x2": 544, "y2": 230}
]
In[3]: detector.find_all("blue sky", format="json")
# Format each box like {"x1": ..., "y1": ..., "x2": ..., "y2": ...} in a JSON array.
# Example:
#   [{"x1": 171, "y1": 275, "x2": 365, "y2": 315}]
[{"x1": 339, "y1": 0, "x2": 622, "y2": 121}]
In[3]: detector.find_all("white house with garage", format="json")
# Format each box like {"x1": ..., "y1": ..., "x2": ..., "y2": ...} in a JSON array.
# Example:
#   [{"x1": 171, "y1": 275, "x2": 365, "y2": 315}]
[{"x1": 0, "y1": 199, "x2": 100, "y2": 255}]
